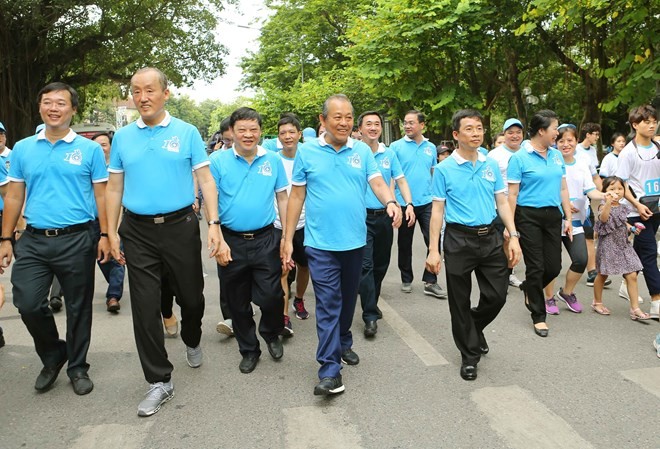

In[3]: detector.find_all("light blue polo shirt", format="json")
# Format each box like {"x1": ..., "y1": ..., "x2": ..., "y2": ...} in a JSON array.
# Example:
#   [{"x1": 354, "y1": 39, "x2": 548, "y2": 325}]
[
  {"x1": 210, "y1": 146, "x2": 288, "y2": 232},
  {"x1": 507, "y1": 141, "x2": 566, "y2": 208},
  {"x1": 9, "y1": 129, "x2": 107, "y2": 228},
  {"x1": 366, "y1": 143, "x2": 404, "y2": 209},
  {"x1": 390, "y1": 135, "x2": 435, "y2": 206},
  {"x1": 109, "y1": 112, "x2": 209, "y2": 215},
  {"x1": 292, "y1": 135, "x2": 381, "y2": 251},
  {"x1": 433, "y1": 151, "x2": 504, "y2": 226},
  {"x1": 261, "y1": 138, "x2": 279, "y2": 152},
  {"x1": 0, "y1": 149, "x2": 10, "y2": 211}
]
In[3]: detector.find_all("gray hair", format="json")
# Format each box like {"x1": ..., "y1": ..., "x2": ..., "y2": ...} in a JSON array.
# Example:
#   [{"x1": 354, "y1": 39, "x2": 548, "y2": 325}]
[
  {"x1": 322, "y1": 94, "x2": 353, "y2": 118},
  {"x1": 131, "y1": 67, "x2": 169, "y2": 91}
]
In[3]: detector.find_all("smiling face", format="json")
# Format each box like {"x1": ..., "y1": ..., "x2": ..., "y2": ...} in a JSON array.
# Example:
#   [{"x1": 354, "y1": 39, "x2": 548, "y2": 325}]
[
  {"x1": 504, "y1": 126, "x2": 523, "y2": 150},
  {"x1": 557, "y1": 131, "x2": 577, "y2": 159},
  {"x1": 93, "y1": 134, "x2": 111, "y2": 160},
  {"x1": 538, "y1": 119, "x2": 559, "y2": 148},
  {"x1": 403, "y1": 113, "x2": 424, "y2": 139},
  {"x1": 39, "y1": 90, "x2": 76, "y2": 131},
  {"x1": 232, "y1": 119, "x2": 261, "y2": 153},
  {"x1": 320, "y1": 98, "x2": 353, "y2": 148},
  {"x1": 452, "y1": 116, "x2": 484, "y2": 151},
  {"x1": 278, "y1": 123, "x2": 301, "y2": 152},
  {"x1": 131, "y1": 69, "x2": 170, "y2": 126},
  {"x1": 358, "y1": 114, "x2": 382, "y2": 144}
]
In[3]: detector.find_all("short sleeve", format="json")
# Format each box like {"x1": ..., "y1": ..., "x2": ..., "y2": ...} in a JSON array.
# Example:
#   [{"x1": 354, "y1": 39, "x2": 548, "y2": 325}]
[
  {"x1": 583, "y1": 166, "x2": 596, "y2": 194},
  {"x1": 8, "y1": 143, "x2": 24, "y2": 181},
  {"x1": 208, "y1": 153, "x2": 222, "y2": 191},
  {"x1": 365, "y1": 149, "x2": 381, "y2": 181},
  {"x1": 432, "y1": 164, "x2": 447, "y2": 201},
  {"x1": 616, "y1": 148, "x2": 633, "y2": 181},
  {"x1": 108, "y1": 136, "x2": 123, "y2": 173},
  {"x1": 190, "y1": 128, "x2": 210, "y2": 170},
  {"x1": 90, "y1": 144, "x2": 109, "y2": 182},
  {"x1": 507, "y1": 154, "x2": 522, "y2": 183},
  {"x1": 390, "y1": 152, "x2": 404, "y2": 179},
  {"x1": 492, "y1": 161, "x2": 505, "y2": 192},
  {"x1": 274, "y1": 156, "x2": 289, "y2": 192},
  {"x1": 291, "y1": 149, "x2": 307, "y2": 186},
  {"x1": 0, "y1": 157, "x2": 8, "y2": 186}
]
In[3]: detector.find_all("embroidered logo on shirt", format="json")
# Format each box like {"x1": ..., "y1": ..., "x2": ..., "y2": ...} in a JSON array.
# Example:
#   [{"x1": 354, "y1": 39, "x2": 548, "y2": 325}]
[
  {"x1": 4, "y1": 160, "x2": 9, "y2": 171},
  {"x1": 162, "y1": 136, "x2": 180, "y2": 153},
  {"x1": 552, "y1": 155, "x2": 563, "y2": 166},
  {"x1": 258, "y1": 160, "x2": 273, "y2": 176},
  {"x1": 482, "y1": 166, "x2": 496, "y2": 182},
  {"x1": 348, "y1": 153, "x2": 362, "y2": 169},
  {"x1": 381, "y1": 157, "x2": 391, "y2": 169},
  {"x1": 424, "y1": 146, "x2": 433, "y2": 156},
  {"x1": 64, "y1": 149, "x2": 83, "y2": 166}
]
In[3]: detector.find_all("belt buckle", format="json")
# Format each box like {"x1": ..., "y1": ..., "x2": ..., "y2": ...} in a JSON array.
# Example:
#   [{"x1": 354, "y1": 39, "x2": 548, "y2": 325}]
[
  {"x1": 45, "y1": 229, "x2": 59, "y2": 237},
  {"x1": 477, "y1": 227, "x2": 489, "y2": 236},
  {"x1": 154, "y1": 217, "x2": 165, "y2": 224},
  {"x1": 242, "y1": 233, "x2": 255, "y2": 240}
]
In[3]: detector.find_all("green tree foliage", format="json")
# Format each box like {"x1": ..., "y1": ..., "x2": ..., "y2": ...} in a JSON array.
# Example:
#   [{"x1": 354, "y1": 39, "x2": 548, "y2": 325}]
[{"x1": 0, "y1": 0, "x2": 228, "y2": 144}]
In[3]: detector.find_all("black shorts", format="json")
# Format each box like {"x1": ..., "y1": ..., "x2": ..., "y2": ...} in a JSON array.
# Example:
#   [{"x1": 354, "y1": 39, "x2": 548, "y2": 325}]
[
  {"x1": 583, "y1": 208, "x2": 595, "y2": 240},
  {"x1": 275, "y1": 227, "x2": 308, "y2": 267}
]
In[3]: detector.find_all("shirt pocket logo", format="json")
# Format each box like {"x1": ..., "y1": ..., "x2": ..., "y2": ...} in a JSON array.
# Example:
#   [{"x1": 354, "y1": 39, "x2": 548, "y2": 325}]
[
  {"x1": 348, "y1": 153, "x2": 362, "y2": 169},
  {"x1": 163, "y1": 136, "x2": 180, "y2": 153},
  {"x1": 64, "y1": 149, "x2": 83, "y2": 166},
  {"x1": 482, "y1": 166, "x2": 495, "y2": 182},
  {"x1": 258, "y1": 160, "x2": 273, "y2": 176}
]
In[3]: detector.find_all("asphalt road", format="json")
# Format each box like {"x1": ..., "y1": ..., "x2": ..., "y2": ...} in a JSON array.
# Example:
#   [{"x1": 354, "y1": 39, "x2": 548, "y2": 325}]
[{"x1": 1, "y1": 222, "x2": 658, "y2": 449}]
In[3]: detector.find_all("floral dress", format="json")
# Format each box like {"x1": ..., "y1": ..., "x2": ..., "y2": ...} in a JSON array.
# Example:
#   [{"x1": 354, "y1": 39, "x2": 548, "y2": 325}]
[{"x1": 594, "y1": 204, "x2": 643, "y2": 275}]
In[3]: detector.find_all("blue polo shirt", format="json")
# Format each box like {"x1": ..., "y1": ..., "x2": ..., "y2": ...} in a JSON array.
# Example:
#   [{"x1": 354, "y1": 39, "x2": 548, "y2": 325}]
[
  {"x1": 390, "y1": 135, "x2": 435, "y2": 206},
  {"x1": 366, "y1": 143, "x2": 404, "y2": 209},
  {"x1": 261, "y1": 138, "x2": 279, "y2": 152},
  {"x1": 109, "y1": 112, "x2": 209, "y2": 215},
  {"x1": 9, "y1": 129, "x2": 108, "y2": 228},
  {"x1": 292, "y1": 135, "x2": 381, "y2": 251},
  {"x1": 507, "y1": 141, "x2": 566, "y2": 208},
  {"x1": 0, "y1": 149, "x2": 9, "y2": 211},
  {"x1": 433, "y1": 151, "x2": 504, "y2": 226},
  {"x1": 210, "y1": 146, "x2": 288, "y2": 232}
]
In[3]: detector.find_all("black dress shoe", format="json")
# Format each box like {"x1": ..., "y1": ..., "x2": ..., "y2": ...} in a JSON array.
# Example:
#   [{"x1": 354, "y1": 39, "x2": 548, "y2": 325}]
[
  {"x1": 71, "y1": 373, "x2": 94, "y2": 395},
  {"x1": 478, "y1": 331, "x2": 489, "y2": 355},
  {"x1": 35, "y1": 359, "x2": 67, "y2": 391},
  {"x1": 49, "y1": 296, "x2": 63, "y2": 313},
  {"x1": 534, "y1": 326, "x2": 549, "y2": 338},
  {"x1": 239, "y1": 353, "x2": 260, "y2": 373},
  {"x1": 364, "y1": 321, "x2": 377, "y2": 338},
  {"x1": 267, "y1": 338, "x2": 283, "y2": 360},
  {"x1": 376, "y1": 307, "x2": 383, "y2": 319},
  {"x1": 340, "y1": 348, "x2": 359, "y2": 365},
  {"x1": 460, "y1": 364, "x2": 477, "y2": 381}
]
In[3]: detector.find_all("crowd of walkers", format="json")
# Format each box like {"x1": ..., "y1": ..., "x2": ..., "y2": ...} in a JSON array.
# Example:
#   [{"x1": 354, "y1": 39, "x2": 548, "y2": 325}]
[{"x1": 0, "y1": 67, "x2": 658, "y2": 418}]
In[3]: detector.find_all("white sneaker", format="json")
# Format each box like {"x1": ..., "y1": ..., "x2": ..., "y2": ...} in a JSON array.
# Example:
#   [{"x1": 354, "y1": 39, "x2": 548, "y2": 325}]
[
  {"x1": 650, "y1": 300, "x2": 660, "y2": 320},
  {"x1": 508, "y1": 274, "x2": 523, "y2": 288},
  {"x1": 216, "y1": 319, "x2": 234, "y2": 336},
  {"x1": 137, "y1": 381, "x2": 174, "y2": 417},
  {"x1": 618, "y1": 279, "x2": 644, "y2": 303}
]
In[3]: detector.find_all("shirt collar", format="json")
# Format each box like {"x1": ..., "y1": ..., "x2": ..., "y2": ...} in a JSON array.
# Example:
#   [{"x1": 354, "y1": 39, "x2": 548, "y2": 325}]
[
  {"x1": 318, "y1": 133, "x2": 355, "y2": 149},
  {"x1": 0, "y1": 147, "x2": 11, "y2": 157},
  {"x1": 403, "y1": 135, "x2": 428, "y2": 143},
  {"x1": 137, "y1": 111, "x2": 171, "y2": 129},
  {"x1": 376, "y1": 142, "x2": 387, "y2": 154},
  {"x1": 36, "y1": 128, "x2": 77, "y2": 143},
  {"x1": 451, "y1": 149, "x2": 486, "y2": 165},
  {"x1": 232, "y1": 145, "x2": 267, "y2": 159}
]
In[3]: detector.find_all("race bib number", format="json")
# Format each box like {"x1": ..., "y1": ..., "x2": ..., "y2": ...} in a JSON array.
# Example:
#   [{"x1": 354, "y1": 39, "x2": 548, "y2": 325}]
[{"x1": 644, "y1": 178, "x2": 660, "y2": 195}]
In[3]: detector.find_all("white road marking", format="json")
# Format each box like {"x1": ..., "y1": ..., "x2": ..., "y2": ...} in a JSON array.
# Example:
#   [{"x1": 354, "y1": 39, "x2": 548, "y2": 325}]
[
  {"x1": 283, "y1": 406, "x2": 363, "y2": 449},
  {"x1": 471, "y1": 385, "x2": 594, "y2": 449},
  {"x1": 379, "y1": 298, "x2": 449, "y2": 366},
  {"x1": 620, "y1": 367, "x2": 660, "y2": 399}
]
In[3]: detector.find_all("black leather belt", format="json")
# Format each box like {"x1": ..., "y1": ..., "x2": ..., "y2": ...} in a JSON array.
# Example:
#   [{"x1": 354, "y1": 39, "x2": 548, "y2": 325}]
[
  {"x1": 26, "y1": 221, "x2": 93, "y2": 237},
  {"x1": 125, "y1": 206, "x2": 192, "y2": 224},
  {"x1": 366, "y1": 208, "x2": 387, "y2": 216},
  {"x1": 446, "y1": 222, "x2": 495, "y2": 236},
  {"x1": 221, "y1": 224, "x2": 273, "y2": 241}
]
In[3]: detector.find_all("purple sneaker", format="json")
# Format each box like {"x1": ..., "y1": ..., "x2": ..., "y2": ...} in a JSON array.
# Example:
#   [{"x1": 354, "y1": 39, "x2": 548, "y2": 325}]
[
  {"x1": 556, "y1": 288, "x2": 583, "y2": 313},
  {"x1": 545, "y1": 297, "x2": 560, "y2": 315}
]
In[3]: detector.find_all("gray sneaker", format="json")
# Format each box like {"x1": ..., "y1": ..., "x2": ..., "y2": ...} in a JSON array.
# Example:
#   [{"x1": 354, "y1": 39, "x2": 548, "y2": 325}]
[
  {"x1": 401, "y1": 283, "x2": 412, "y2": 293},
  {"x1": 137, "y1": 381, "x2": 174, "y2": 417},
  {"x1": 423, "y1": 282, "x2": 448, "y2": 299},
  {"x1": 186, "y1": 345, "x2": 203, "y2": 368}
]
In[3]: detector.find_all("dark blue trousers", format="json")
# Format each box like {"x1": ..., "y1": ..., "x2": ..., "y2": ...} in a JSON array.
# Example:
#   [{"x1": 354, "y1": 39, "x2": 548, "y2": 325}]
[
  {"x1": 359, "y1": 212, "x2": 393, "y2": 322},
  {"x1": 306, "y1": 246, "x2": 364, "y2": 379},
  {"x1": 629, "y1": 215, "x2": 660, "y2": 295}
]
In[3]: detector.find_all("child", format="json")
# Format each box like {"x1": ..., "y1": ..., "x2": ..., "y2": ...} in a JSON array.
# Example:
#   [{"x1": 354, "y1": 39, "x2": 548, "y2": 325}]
[{"x1": 592, "y1": 176, "x2": 650, "y2": 320}]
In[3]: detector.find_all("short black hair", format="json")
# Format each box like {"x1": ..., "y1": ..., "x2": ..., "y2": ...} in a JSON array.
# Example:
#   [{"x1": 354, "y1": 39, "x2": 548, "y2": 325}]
[
  {"x1": 529, "y1": 109, "x2": 558, "y2": 137},
  {"x1": 219, "y1": 117, "x2": 231, "y2": 134},
  {"x1": 91, "y1": 131, "x2": 113, "y2": 143},
  {"x1": 629, "y1": 105, "x2": 658, "y2": 127},
  {"x1": 610, "y1": 132, "x2": 626, "y2": 145},
  {"x1": 229, "y1": 107, "x2": 262, "y2": 128},
  {"x1": 37, "y1": 82, "x2": 79, "y2": 109},
  {"x1": 451, "y1": 109, "x2": 483, "y2": 132},
  {"x1": 404, "y1": 110, "x2": 425, "y2": 124},
  {"x1": 278, "y1": 113, "x2": 301, "y2": 132},
  {"x1": 601, "y1": 175, "x2": 625, "y2": 193},
  {"x1": 357, "y1": 110, "x2": 384, "y2": 128}
]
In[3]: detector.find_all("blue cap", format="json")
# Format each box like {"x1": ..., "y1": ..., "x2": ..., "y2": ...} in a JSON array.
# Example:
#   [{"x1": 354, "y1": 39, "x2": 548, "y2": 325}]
[
  {"x1": 302, "y1": 127, "x2": 316, "y2": 142},
  {"x1": 503, "y1": 118, "x2": 523, "y2": 131},
  {"x1": 0, "y1": 122, "x2": 5, "y2": 132},
  {"x1": 35, "y1": 123, "x2": 45, "y2": 134}
]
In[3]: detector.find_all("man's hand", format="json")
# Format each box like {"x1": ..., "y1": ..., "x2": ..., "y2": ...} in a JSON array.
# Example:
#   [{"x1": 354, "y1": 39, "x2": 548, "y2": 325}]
[
  {"x1": 213, "y1": 233, "x2": 232, "y2": 266},
  {"x1": 0, "y1": 241, "x2": 13, "y2": 274},
  {"x1": 508, "y1": 237, "x2": 522, "y2": 267},
  {"x1": 97, "y1": 237, "x2": 111, "y2": 263},
  {"x1": 425, "y1": 249, "x2": 442, "y2": 275},
  {"x1": 563, "y1": 221, "x2": 573, "y2": 240},
  {"x1": 405, "y1": 205, "x2": 416, "y2": 227},
  {"x1": 280, "y1": 238, "x2": 294, "y2": 273},
  {"x1": 207, "y1": 225, "x2": 222, "y2": 258},
  {"x1": 387, "y1": 203, "x2": 402, "y2": 228},
  {"x1": 109, "y1": 234, "x2": 125, "y2": 265},
  {"x1": 637, "y1": 203, "x2": 653, "y2": 220}
]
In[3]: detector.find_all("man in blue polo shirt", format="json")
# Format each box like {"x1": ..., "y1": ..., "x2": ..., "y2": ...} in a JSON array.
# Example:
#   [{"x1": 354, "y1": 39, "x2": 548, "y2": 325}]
[
  {"x1": 357, "y1": 110, "x2": 415, "y2": 338},
  {"x1": 106, "y1": 67, "x2": 224, "y2": 417},
  {"x1": 284, "y1": 94, "x2": 402, "y2": 395},
  {"x1": 0, "y1": 82, "x2": 110, "y2": 396},
  {"x1": 426, "y1": 109, "x2": 521, "y2": 381},
  {"x1": 210, "y1": 107, "x2": 289, "y2": 374},
  {"x1": 391, "y1": 110, "x2": 447, "y2": 298}
]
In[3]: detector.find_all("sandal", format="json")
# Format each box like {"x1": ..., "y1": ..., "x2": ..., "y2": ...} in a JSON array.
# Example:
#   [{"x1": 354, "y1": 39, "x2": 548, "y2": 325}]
[
  {"x1": 630, "y1": 307, "x2": 651, "y2": 321},
  {"x1": 591, "y1": 302, "x2": 611, "y2": 315}
]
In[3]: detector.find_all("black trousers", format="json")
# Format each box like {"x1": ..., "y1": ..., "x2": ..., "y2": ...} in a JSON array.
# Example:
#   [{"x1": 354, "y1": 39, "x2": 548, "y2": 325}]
[
  {"x1": 397, "y1": 202, "x2": 436, "y2": 284},
  {"x1": 515, "y1": 206, "x2": 563, "y2": 324},
  {"x1": 359, "y1": 212, "x2": 393, "y2": 322},
  {"x1": 218, "y1": 226, "x2": 284, "y2": 356},
  {"x1": 120, "y1": 211, "x2": 205, "y2": 383},
  {"x1": 12, "y1": 225, "x2": 96, "y2": 377},
  {"x1": 444, "y1": 225, "x2": 508, "y2": 365}
]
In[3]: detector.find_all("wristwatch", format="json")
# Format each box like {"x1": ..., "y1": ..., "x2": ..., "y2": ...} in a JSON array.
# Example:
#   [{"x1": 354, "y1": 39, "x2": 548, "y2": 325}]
[
  {"x1": 406, "y1": 202, "x2": 414, "y2": 208},
  {"x1": 208, "y1": 220, "x2": 221, "y2": 226},
  {"x1": 510, "y1": 231, "x2": 521, "y2": 238}
]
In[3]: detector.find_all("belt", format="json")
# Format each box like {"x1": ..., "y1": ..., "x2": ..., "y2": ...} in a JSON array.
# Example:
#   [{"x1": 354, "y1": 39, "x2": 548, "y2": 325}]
[
  {"x1": 26, "y1": 221, "x2": 93, "y2": 237},
  {"x1": 366, "y1": 208, "x2": 387, "y2": 216},
  {"x1": 446, "y1": 222, "x2": 495, "y2": 236},
  {"x1": 125, "y1": 206, "x2": 192, "y2": 224},
  {"x1": 221, "y1": 224, "x2": 273, "y2": 240}
]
